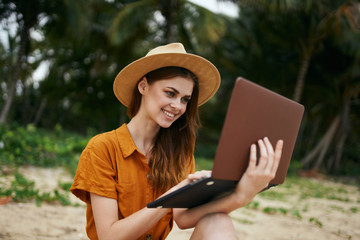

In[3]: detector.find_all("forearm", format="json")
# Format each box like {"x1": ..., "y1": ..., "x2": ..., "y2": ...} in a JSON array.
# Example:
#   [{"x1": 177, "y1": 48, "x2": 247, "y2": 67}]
[
  {"x1": 175, "y1": 138, "x2": 283, "y2": 230},
  {"x1": 91, "y1": 193, "x2": 170, "y2": 240},
  {"x1": 104, "y1": 207, "x2": 170, "y2": 240}
]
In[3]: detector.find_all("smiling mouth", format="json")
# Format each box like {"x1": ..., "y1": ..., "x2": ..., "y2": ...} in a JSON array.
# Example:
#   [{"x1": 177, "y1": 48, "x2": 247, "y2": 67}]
[{"x1": 162, "y1": 109, "x2": 176, "y2": 118}]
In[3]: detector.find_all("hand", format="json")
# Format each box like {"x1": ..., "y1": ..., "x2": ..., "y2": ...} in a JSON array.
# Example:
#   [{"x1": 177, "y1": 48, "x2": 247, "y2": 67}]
[
  {"x1": 160, "y1": 170, "x2": 212, "y2": 197},
  {"x1": 187, "y1": 170, "x2": 211, "y2": 182},
  {"x1": 235, "y1": 137, "x2": 283, "y2": 205}
]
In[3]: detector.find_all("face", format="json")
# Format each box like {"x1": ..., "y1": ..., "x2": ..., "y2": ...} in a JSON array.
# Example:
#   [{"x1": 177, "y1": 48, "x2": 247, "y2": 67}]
[{"x1": 138, "y1": 76, "x2": 194, "y2": 128}]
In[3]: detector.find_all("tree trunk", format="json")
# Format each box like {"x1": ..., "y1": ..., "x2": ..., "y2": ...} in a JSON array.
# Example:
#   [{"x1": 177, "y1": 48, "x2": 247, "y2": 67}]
[
  {"x1": 0, "y1": 24, "x2": 29, "y2": 124},
  {"x1": 332, "y1": 99, "x2": 350, "y2": 173},
  {"x1": 33, "y1": 97, "x2": 48, "y2": 126},
  {"x1": 293, "y1": 46, "x2": 313, "y2": 103},
  {"x1": 162, "y1": 0, "x2": 178, "y2": 43},
  {"x1": 0, "y1": 78, "x2": 17, "y2": 124},
  {"x1": 301, "y1": 114, "x2": 340, "y2": 169}
]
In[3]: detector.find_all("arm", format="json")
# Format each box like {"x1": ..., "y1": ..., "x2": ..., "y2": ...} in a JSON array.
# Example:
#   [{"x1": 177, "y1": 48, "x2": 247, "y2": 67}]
[
  {"x1": 90, "y1": 174, "x2": 198, "y2": 240},
  {"x1": 174, "y1": 137, "x2": 283, "y2": 229},
  {"x1": 91, "y1": 193, "x2": 170, "y2": 240}
]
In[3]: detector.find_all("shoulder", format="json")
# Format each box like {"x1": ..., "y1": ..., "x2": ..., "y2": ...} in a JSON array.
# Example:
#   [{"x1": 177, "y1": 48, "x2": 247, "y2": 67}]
[
  {"x1": 88, "y1": 123, "x2": 130, "y2": 148},
  {"x1": 85, "y1": 124, "x2": 133, "y2": 158},
  {"x1": 89, "y1": 129, "x2": 117, "y2": 147},
  {"x1": 84, "y1": 127, "x2": 121, "y2": 159}
]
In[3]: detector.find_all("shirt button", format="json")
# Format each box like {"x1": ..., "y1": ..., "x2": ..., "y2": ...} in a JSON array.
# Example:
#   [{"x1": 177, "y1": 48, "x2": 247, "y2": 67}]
[{"x1": 146, "y1": 234, "x2": 152, "y2": 240}]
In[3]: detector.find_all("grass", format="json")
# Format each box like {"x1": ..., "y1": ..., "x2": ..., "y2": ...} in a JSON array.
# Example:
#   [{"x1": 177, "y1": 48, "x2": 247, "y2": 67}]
[
  {"x1": 231, "y1": 173, "x2": 360, "y2": 227},
  {"x1": 0, "y1": 123, "x2": 91, "y2": 175},
  {"x1": 232, "y1": 216, "x2": 254, "y2": 225},
  {"x1": 309, "y1": 217, "x2": 323, "y2": 228},
  {"x1": 350, "y1": 207, "x2": 358, "y2": 213},
  {"x1": 0, "y1": 172, "x2": 72, "y2": 206},
  {"x1": 263, "y1": 206, "x2": 288, "y2": 215},
  {"x1": 1, "y1": 124, "x2": 359, "y2": 210}
]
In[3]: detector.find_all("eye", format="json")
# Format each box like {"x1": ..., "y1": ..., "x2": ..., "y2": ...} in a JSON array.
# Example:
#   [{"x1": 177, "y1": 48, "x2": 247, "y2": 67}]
[
  {"x1": 181, "y1": 97, "x2": 191, "y2": 104},
  {"x1": 165, "y1": 91, "x2": 175, "y2": 97}
]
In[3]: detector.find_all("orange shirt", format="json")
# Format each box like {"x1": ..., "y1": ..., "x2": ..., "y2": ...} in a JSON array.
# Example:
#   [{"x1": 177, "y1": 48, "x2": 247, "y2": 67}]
[{"x1": 70, "y1": 124, "x2": 195, "y2": 240}]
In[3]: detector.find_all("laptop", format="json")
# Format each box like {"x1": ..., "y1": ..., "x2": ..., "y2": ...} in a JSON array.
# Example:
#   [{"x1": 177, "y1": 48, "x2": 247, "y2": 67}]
[{"x1": 147, "y1": 77, "x2": 304, "y2": 209}]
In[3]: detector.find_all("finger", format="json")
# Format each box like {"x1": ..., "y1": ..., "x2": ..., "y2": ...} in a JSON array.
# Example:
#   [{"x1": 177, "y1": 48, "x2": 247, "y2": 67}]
[
  {"x1": 263, "y1": 137, "x2": 275, "y2": 171},
  {"x1": 247, "y1": 144, "x2": 257, "y2": 171},
  {"x1": 187, "y1": 173, "x2": 199, "y2": 181},
  {"x1": 187, "y1": 170, "x2": 211, "y2": 181},
  {"x1": 272, "y1": 140, "x2": 283, "y2": 173},
  {"x1": 257, "y1": 139, "x2": 268, "y2": 169}
]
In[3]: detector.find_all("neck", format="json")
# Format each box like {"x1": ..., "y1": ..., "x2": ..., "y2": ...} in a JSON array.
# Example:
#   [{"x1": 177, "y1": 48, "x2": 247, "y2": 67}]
[{"x1": 127, "y1": 114, "x2": 160, "y2": 158}]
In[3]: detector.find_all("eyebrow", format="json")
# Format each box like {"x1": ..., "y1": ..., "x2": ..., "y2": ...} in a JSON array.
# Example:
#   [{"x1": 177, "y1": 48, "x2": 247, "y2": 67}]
[{"x1": 167, "y1": 87, "x2": 192, "y2": 98}]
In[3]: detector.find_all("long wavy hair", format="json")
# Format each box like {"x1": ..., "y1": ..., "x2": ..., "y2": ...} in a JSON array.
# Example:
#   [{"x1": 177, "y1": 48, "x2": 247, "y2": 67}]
[{"x1": 127, "y1": 66, "x2": 200, "y2": 194}]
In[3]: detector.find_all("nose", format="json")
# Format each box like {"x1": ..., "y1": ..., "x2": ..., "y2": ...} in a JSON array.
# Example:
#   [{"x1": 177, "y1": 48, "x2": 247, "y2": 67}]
[{"x1": 170, "y1": 98, "x2": 182, "y2": 110}]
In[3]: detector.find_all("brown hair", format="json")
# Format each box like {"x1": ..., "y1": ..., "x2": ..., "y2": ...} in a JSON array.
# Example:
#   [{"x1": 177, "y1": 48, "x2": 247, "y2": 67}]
[{"x1": 128, "y1": 67, "x2": 200, "y2": 194}]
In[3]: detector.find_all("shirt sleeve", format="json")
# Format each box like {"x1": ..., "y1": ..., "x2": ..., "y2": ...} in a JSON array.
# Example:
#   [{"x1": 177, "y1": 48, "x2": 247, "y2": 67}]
[{"x1": 70, "y1": 135, "x2": 118, "y2": 203}]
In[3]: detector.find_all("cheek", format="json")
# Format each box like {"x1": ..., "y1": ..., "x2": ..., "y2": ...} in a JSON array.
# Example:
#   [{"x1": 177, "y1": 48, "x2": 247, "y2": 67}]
[
  {"x1": 181, "y1": 104, "x2": 188, "y2": 113},
  {"x1": 144, "y1": 91, "x2": 166, "y2": 109}
]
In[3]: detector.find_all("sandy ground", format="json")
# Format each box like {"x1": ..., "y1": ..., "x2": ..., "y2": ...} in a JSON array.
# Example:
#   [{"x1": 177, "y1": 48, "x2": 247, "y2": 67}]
[{"x1": 0, "y1": 166, "x2": 359, "y2": 240}]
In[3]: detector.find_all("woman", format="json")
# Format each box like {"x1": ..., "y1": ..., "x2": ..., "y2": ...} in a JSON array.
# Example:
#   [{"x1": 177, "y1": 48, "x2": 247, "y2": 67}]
[{"x1": 70, "y1": 43, "x2": 283, "y2": 240}]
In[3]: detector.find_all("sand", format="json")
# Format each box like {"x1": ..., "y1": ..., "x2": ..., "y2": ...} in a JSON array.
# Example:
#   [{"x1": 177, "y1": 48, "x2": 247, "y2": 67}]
[{"x1": 0, "y1": 166, "x2": 359, "y2": 240}]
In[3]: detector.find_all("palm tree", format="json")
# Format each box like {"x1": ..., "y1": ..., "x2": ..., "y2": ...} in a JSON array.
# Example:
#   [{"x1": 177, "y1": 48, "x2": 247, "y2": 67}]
[
  {"x1": 300, "y1": 5, "x2": 360, "y2": 171},
  {"x1": 0, "y1": 0, "x2": 48, "y2": 124},
  {"x1": 220, "y1": 0, "x2": 360, "y2": 173},
  {"x1": 107, "y1": 0, "x2": 228, "y2": 52},
  {"x1": 232, "y1": 0, "x2": 358, "y2": 102}
]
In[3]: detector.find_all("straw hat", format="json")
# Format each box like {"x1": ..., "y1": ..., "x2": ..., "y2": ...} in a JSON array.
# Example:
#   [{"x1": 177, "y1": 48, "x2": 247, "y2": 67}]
[{"x1": 113, "y1": 43, "x2": 221, "y2": 107}]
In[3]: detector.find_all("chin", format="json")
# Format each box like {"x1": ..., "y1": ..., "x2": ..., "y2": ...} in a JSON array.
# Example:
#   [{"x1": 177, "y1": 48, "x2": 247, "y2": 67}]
[
  {"x1": 159, "y1": 122, "x2": 173, "y2": 129},
  {"x1": 157, "y1": 119, "x2": 177, "y2": 129}
]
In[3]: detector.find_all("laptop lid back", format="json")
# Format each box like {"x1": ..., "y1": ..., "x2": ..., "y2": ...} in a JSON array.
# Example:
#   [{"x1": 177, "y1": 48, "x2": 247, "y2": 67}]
[{"x1": 212, "y1": 77, "x2": 304, "y2": 184}]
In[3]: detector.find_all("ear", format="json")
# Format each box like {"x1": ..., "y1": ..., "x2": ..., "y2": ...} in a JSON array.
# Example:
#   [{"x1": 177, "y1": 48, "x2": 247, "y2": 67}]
[{"x1": 138, "y1": 77, "x2": 148, "y2": 95}]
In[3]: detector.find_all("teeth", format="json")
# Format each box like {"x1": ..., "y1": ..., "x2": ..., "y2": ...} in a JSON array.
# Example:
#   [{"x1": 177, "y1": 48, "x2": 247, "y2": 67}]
[{"x1": 163, "y1": 110, "x2": 175, "y2": 117}]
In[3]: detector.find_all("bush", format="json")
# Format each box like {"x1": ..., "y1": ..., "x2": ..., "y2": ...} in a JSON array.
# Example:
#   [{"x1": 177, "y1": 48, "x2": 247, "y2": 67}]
[
  {"x1": 0, "y1": 123, "x2": 90, "y2": 175},
  {"x1": 0, "y1": 172, "x2": 72, "y2": 206}
]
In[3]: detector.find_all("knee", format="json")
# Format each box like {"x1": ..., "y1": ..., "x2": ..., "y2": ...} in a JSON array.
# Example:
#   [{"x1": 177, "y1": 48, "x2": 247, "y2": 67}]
[
  {"x1": 198, "y1": 213, "x2": 230, "y2": 225},
  {"x1": 196, "y1": 213, "x2": 234, "y2": 230},
  {"x1": 191, "y1": 213, "x2": 237, "y2": 240}
]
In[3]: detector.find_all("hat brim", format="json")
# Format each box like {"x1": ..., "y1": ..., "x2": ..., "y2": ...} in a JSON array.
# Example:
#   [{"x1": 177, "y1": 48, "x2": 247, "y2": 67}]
[{"x1": 113, "y1": 52, "x2": 221, "y2": 107}]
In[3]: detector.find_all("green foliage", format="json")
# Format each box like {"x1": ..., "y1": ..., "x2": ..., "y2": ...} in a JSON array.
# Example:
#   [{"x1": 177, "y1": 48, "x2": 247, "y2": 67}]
[
  {"x1": 295, "y1": 178, "x2": 352, "y2": 202},
  {"x1": 0, "y1": 123, "x2": 90, "y2": 175},
  {"x1": 0, "y1": 0, "x2": 359, "y2": 176},
  {"x1": 195, "y1": 157, "x2": 213, "y2": 171},
  {"x1": 258, "y1": 189, "x2": 287, "y2": 201},
  {"x1": 350, "y1": 207, "x2": 358, "y2": 213},
  {"x1": 309, "y1": 217, "x2": 323, "y2": 228},
  {"x1": 246, "y1": 201, "x2": 260, "y2": 210},
  {"x1": 329, "y1": 204, "x2": 345, "y2": 212},
  {"x1": 291, "y1": 209, "x2": 303, "y2": 220},
  {"x1": 241, "y1": 175, "x2": 359, "y2": 222},
  {"x1": 58, "y1": 181, "x2": 73, "y2": 191},
  {"x1": 263, "y1": 206, "x2": 288, "y2": 215},
  {"x1": 0, "y1": 172, "x2": 72, "y2": 206},
  {"x1": 232, "y1": 216, "x2": 254, "y2": 225},
  {"x1": 9, "y1": 173, "x2": 39, "y2": 202}
]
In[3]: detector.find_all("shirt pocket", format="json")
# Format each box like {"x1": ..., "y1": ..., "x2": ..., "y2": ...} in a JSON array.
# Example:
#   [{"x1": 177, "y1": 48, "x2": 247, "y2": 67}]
[{"x1": 115, "y1": 181, "x2": 137, "y2": 218}]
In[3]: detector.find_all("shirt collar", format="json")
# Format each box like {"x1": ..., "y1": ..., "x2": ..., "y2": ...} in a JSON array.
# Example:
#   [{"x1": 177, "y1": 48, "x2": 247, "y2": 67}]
[{"x1": 116, "y1": 123, "x2": 139, "y2": 158}]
